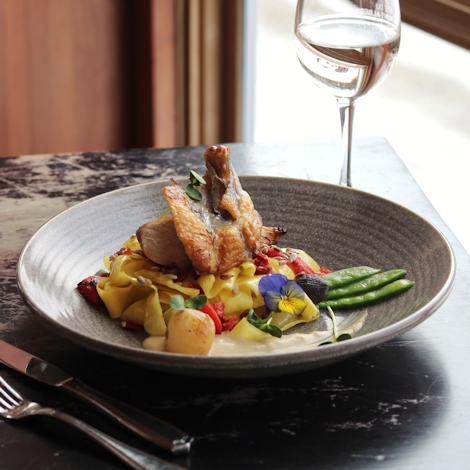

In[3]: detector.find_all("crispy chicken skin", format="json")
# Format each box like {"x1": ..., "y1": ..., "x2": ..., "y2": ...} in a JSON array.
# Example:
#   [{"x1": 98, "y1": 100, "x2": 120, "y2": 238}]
[{"x1": 136, "y1": 145, "x2": 287, "y2": 274}]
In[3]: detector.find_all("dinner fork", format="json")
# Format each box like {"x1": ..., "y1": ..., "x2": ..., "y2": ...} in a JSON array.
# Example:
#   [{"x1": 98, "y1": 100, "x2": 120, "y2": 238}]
[{"x1": 0, "y1": 376, "x2": 185, "y2": 470}]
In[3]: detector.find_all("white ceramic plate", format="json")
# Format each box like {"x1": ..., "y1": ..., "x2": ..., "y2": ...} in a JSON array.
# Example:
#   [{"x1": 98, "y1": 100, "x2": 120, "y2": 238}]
[{"x1": 17, "y1": 177, "x2": 456, "y2": 378}]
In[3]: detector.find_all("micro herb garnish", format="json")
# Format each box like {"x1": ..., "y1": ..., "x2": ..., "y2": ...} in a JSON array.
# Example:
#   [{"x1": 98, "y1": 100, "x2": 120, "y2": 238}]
[
  {"x1": 164, "y1": 294, "x2": 208, "y2": 317},
  {"x1": 319, "y1": 306, "x2": 352, "y2": 346},
  {"x1": 157, "y1": 207, "x2": 171, "y2": 220},
  {"x1": 247, "y1": 309, "x2": 283, "y2": 338},
  {"x1": 185, "y1": 170, "x2": 206, "y2": 201}
]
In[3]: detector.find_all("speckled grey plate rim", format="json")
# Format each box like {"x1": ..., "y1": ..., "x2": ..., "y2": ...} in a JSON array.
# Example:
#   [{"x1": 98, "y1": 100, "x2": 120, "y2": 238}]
[{"x1": 16, "y1": 177, "x2": 456, "y2": 378}]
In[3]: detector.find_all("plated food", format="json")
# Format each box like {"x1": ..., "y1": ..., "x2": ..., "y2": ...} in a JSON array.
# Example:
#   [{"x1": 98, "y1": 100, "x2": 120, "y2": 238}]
[
  {"x1": 17, "y1": 159, "x2": 455, "y2": 376},
  {"x1": 77, "y1": 145, "x2": 415, "y2": 356}
]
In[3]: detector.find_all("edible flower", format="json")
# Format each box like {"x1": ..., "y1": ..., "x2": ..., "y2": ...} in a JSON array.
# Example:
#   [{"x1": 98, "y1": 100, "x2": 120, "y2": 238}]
[{"x1": 259, "y1": 274, "x2": 307, "y2": 315}]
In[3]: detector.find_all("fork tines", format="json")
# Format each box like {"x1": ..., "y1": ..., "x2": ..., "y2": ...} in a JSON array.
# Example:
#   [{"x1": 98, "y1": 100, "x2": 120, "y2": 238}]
[{"x1": 0, "y1": 377, "x2": 24, "y2": 411}]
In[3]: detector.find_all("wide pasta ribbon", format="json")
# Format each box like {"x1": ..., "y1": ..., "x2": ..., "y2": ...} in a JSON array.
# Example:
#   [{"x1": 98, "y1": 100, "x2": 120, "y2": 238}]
[
  {"x1": 198, "y1": 261, "x2": 265, "y2": 316},
  {"x1": 97, "y1": 250, "x2": 200, "y2": 335}
]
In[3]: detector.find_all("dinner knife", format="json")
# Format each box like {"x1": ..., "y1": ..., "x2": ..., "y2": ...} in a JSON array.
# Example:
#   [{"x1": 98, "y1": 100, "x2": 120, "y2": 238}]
[{"x1": 0, "y1": 339, "x2": 192, "y2": 455}]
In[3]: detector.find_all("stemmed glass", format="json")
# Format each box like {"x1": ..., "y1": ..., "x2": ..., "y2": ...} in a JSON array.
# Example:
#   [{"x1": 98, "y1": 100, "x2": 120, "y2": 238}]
[{"x1": 295, "y1": 0, "x2": 401, "y2": 186}]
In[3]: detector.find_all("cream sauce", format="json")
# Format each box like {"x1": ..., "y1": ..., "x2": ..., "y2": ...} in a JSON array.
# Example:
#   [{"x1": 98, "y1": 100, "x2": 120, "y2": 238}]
[{"x1": 142, "y1": 310, "x2": 368, "y2": 356}]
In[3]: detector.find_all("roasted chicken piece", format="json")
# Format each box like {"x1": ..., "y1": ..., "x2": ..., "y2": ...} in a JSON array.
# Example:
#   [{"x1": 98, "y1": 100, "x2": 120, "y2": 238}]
[
  {"x1": 137, "y1": 145, "x2": 286, "y2": 274},
  {"x1": 163, "y1": 145, "x2": 262, "y2": 274},
  {"x1": 259, "y1": 226, "x2": 287, "y2": 246},
  {"x1": 136, "y1": 217, "x2": 192, "y2": 270},
  {"x1": 137, "y1": 217, "x2": 286, "y2": 271}
]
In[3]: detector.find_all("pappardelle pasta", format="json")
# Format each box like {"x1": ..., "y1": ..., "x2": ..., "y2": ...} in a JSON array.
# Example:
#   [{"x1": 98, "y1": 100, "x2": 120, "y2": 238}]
[{"x1": 87, "y1": 234, "x2": 322, "y2": 354}]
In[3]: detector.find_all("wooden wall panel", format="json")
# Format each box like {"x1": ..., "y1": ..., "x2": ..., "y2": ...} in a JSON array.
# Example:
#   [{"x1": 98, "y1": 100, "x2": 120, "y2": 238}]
[
  {"x1": 0, "y1": 0, "x2": 132, "y2": 157},
  {"x1": 0, "y1": 0, "x2": 34, "y2": 156},
  {"x1": 151, "y1": 0, "x2": 179, "y2": 148},
  {"x1": 0, "y1": 0, "x2": 243, "y2": 158}
]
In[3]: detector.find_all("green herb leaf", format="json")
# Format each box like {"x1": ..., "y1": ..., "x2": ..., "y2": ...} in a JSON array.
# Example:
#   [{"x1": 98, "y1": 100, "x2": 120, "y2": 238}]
[
  {"x1": 185, "y1": 170, "x2": 207, "y2": 200},
  {"x1": 247, "y1": 309, "x2": 263, "y2": 327},
  {"x1": 185, "y1": 184, "x2": 202, "y2": 201},
  {"x1": 184, "y1": 295, "x2": 208, "y2": 310},
  {"x1": 169, "y1": 295, "x2": 185, "y2": 310},
  {"x1": 166, "y1": 294, "x2": 208, "y2": 318},
  {"x1": 336, "y1": 333, "x2": 352, "y2": 342},
  {"x1": 265, "y1": 324, "x2": 283, "y2": 338},
  {"x1": 189, "y1": 170, "x2": 206, "y2": 186},
  {"x1": 247, "y1": 309, "x2": 283, "y2": 338}
]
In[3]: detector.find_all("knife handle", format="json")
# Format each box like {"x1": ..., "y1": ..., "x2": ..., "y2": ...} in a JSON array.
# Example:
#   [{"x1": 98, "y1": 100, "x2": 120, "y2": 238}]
[{"x1": 61, "y1": 378, "x2": 193, "y2": 455}]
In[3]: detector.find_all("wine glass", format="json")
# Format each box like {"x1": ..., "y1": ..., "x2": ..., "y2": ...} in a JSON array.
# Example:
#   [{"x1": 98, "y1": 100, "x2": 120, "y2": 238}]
[{"x1": 295, "y1": 0, "x2": 401, "y2": 186}]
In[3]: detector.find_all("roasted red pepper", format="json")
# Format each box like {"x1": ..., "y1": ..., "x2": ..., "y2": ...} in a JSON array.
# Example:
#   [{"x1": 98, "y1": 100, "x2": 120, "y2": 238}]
[
  {"x1": 200, "y1": 303, "x2": 223, "y2": 334},
  {"x1": 264, "y1": 247, "x2": 316, "y2": 275},
  {"x1": 265, "y1": 247, "x2": 287, "y2": 259},
  {"x1": 200, "y1": 301, "x2": 237, "y2": 333},
  {"x1": 212, "y1": 301, "x2": 225, "y2": 317},
  {"x1": 315, "y1": 266, "x2": 332, "y2": 275},
  {"x1": 113, "y1": 247, "x2": 133, "y2": 257},
  {"x1": 288, "y1": 257, "x2": 317, "y2": 275},
  {"x1": 77, "y1": 275, "x2": 105, "y2": 305},
  {"x1": 213, "y1": 301, "x2": 237, "y2": 332},
  {"x1": 222, "y1": 315, "x2": 237, "y2": 331},
  {"x1": 263, "y1": 246, "x2": 331, "y2": 277},
  {"x1": 254, "y1": 252, "x2": 272, "y2": 275}
]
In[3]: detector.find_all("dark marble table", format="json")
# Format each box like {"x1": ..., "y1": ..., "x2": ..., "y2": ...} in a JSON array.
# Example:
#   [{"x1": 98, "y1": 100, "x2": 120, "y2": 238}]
[{"x1": 1, "y1": 138, "x2": 469, "y2": 469}]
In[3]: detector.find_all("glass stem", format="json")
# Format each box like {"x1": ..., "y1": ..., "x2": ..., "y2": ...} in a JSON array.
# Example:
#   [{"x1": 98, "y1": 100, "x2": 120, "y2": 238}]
[{"x1": 338, "y1": 98, "x2": 355, "y2": 187}]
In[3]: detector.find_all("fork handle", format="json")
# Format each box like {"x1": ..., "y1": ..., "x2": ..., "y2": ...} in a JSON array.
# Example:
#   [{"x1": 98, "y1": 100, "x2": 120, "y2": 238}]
[
  {"x1": 61, "y1": 378, "x2": 192, "y2": 454},
  {"x1": 37, "y1": 407, "x2": 185, "y2": 470}
]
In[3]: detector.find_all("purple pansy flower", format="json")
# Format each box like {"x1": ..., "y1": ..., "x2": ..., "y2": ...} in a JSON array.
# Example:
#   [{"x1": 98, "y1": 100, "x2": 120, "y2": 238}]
[{"x1": 259, "y1": 274, "x2": 307, "y2": 315}]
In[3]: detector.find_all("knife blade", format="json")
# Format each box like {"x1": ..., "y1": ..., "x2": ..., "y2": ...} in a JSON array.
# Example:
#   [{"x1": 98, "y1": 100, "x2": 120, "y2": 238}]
[{"x1": 0, "y1": 339, "x2": 192, "y2": 455}]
